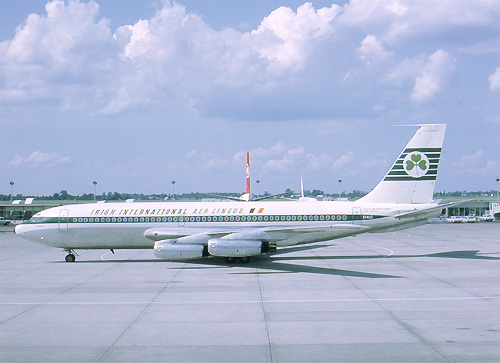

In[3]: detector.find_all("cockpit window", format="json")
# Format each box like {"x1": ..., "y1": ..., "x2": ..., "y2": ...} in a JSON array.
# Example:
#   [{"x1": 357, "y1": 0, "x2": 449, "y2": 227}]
[{"x1": 29, "y1": 217, "x2": 52, "y2": 223}]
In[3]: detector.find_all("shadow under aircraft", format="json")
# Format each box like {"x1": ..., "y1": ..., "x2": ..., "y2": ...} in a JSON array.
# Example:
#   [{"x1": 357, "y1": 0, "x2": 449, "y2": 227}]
[{"x1": 65, "y1": 244, "x2": 499, "y2": 279}]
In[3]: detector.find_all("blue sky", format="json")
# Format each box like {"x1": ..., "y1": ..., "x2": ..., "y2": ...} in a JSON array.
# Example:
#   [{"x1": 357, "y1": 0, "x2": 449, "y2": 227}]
[{"x1": 1, "y1": 0, "x2": 499, "y2": 197}]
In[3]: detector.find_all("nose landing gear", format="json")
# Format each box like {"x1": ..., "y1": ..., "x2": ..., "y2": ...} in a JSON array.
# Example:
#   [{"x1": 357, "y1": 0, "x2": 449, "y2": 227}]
[{"x1": 64, "y1": 249, "x2": 77, "y2": 262}]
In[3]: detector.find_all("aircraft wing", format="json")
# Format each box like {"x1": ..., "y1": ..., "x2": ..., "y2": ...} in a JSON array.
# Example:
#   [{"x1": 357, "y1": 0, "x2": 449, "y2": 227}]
[
  {"x1": 145, "y1": 223, "x2": 369, "y2": 245},
  {"x1": 224, "y1": 224, "x2": 369, "y2": 246},
  {"x1": 144, "y1": 229, "x2": 234, "y2": 241},
  {"x1": 261, "y1": 224, "x2": 369, "y2": 234},
  {"x1": 251, "y1": 193, "x2": 288, "y2": 201},
  {"x1": 203, "y1": 194, "x2": 247, "y2": 201},
  {"x1": 204, "y1": 192, "x2": 288, "y2": 202}
]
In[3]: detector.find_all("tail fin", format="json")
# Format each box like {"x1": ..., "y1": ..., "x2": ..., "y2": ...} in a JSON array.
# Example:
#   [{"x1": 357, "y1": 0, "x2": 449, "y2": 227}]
[
  {"x1": 359, "y1": 124, "x2": 446, "y2": 204},
  {"x1": 246, "y1": 152, "x2": 251, "y2": 194}
]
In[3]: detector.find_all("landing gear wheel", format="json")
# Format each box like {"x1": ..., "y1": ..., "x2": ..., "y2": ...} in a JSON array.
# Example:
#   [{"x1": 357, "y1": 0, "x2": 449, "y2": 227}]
[
  {"x1": 65, "y1": 254, "x2": 76, "y2": 263},
  {"x1": 225, "y1": 257, "x2": 235, "y2": 264},
  {"x1": 240, "y1": 256, "x2": 251, "y2": 263}
]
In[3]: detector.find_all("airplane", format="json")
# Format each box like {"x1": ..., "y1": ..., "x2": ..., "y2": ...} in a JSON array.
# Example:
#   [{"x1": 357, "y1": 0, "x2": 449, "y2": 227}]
[
  {"x1": 206, "y1": 152, "x2": 285, "y2": 202},
  {"x1": 297, "y1": 177, "x2": 319, "y2": 202},
  {"x1": 15, "y1": 124, "x2": 462, "y2": 263}
]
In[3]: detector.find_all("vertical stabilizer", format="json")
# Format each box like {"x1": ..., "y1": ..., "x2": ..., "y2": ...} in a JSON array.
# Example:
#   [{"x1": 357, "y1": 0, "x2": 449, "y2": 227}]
[
  {"x1": 359, "y1": 124, "x2": 446, "y2": 204},
  {"x1": 246, "y1": 152, "x2": 251, "y2": 194}
]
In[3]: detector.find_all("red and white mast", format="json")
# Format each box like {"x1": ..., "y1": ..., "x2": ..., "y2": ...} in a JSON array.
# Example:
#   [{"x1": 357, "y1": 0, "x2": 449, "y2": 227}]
[{"x1": 246, "y1": 152, "x2": 251, "y2": 194}]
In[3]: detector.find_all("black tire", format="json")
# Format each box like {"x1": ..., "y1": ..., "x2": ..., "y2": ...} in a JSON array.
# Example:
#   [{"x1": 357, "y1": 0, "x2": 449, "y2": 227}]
[
  {"x1": 65, "y1": 254, "x2": 76, "y2": 263},
  {"x1": 225, "y1": 257, "x2": 235, "y2": 264},
  {"x1": 240, "y1": 256, "x2": 251, "y2": 263}
]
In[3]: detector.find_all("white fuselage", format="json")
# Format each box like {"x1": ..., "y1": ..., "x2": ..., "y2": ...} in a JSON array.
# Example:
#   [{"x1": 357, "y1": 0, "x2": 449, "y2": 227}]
[{"x1": 15, "y1": 199, "x2": 436, "y2": 250}]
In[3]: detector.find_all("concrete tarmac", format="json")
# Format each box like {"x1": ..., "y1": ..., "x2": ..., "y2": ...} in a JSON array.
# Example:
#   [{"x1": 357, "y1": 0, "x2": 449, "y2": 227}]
[{"x1": 1, "y1": 222, "x2": 499, "y2": 362}]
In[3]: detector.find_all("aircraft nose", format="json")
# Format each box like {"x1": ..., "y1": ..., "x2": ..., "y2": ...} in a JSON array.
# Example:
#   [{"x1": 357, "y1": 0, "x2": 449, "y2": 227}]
[
  {"x1": 14, "y1": 223, "x2": 27, "y2": 236},
  {"x1": 14, "y1": 224, "x2": 23, "y2": 235},
  {"x1": 13, "y1": 223, "x2": 41, "y2": 243}
]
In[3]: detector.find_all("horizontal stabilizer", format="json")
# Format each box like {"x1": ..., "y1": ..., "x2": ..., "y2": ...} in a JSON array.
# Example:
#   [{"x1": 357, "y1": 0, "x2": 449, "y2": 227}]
[{"x1": 394, "y1": 200, "x2": 473, "y2": 219}]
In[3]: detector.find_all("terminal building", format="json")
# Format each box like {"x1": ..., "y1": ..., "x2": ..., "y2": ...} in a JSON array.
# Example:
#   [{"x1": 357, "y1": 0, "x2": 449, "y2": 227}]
[
  {"x1": 0, "y1": 199, "x2": 64, "y2": 222},
  {"x1": 445, "y1": 201, "x2": 499, "y2": 219}
]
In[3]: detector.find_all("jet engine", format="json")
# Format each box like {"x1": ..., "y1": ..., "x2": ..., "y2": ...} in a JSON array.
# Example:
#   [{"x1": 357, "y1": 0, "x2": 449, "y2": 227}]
[
  {"x1": 208, "y1": 239, "x2": 269, "y2": 257},
  {"x1": 154, "y1": 241, "x2": 205, "y2": 260}
]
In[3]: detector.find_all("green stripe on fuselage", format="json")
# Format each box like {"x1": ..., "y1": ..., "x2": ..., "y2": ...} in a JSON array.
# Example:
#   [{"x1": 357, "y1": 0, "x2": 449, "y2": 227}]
[{"x1": 23, "y1": 214, "x2": 386, "y2": 225}]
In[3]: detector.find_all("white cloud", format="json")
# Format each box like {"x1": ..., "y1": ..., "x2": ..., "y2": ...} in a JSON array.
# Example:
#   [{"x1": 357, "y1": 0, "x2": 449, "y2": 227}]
[
  {"x1": 263, "y1": 146, "x2": 305, "y2": 172},
  {"x1": 0, "y1": 1, "x2": 343, "y2": 116},
  {"x1": 384, "y1": 57, "x2": 423, "y2": 86},
  {"x1": 451, "y1": 150, "x2": 497, "y2": 175},
  {"x1": 0, "y1": 0, "x2": 116, "y2": 105},
  {"x1": 488, "y1": 67, "x2": 500, "y2": 91},
  {"x1": 0, "y1": 0, "x2": 498, "y2": 121},
  {"x1": 333, "y1": 151, "x2": 355, "y2": 167},
  {"x1": 9, "y1": 151, "x2": 70, "y2": 167},
  {"x1": 250, "y1": 3, "x2": 340, "y2": 71},
  {"x1": 340, "y1": 0, "x2": 500, "y2": 45},
  {"x1": 255, "y1": 144, "x2": 332, "y2": 174},
  {"x1": 356, "y1": 34, "x2": 393, "y2": 64},
  {"x1": 184, "y1": 142, "x2": 330, "y2": 178},
  {"x1": 410, "y1": 50, "x2": 455, "y2": 103},
  {"x1": 205, "y1": 157, "x2": 231, "y2": 170},
  {"x1": 231, "y1": 144, "x2": 288, "y2": 166},
  {"x1": 452, "y1": 149, "x2": 484, "y2": 167},
  {"x1": 186, "y1": 150, "x2": 197, "y2": 160},
  {"x1": 250, "y1": 143, "x2": 288, "y2": 159}
]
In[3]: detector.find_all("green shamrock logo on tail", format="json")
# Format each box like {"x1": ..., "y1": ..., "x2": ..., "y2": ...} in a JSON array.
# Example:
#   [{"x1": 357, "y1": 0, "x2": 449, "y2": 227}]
[{"x1": 403, "y1": 152, "x2": 429, "y2": 178}]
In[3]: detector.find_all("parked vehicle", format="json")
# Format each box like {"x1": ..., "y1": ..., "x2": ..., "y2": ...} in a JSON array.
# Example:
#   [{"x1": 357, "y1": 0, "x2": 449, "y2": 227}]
[
  {"x1": 446, "y1": 216, "x2": 464, "y2": 223},
  {"x1": 0, "y1": 217, "x2": 11, "y2": 225},
  {"x1": 463, "y1": 216, "x2": 477, "y2": 223},
  {"x1": 478, "y1": 214, "x2": 495, "y2": 222}
]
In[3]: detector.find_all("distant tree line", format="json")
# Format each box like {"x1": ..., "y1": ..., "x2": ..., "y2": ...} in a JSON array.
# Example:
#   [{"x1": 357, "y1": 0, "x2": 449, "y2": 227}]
[
  {"x1": 0, "y1": 190, "x2": 242, "y2": 202},
  {"x1": 1, "y1": 189, "x2": 498, "y2": 202}
]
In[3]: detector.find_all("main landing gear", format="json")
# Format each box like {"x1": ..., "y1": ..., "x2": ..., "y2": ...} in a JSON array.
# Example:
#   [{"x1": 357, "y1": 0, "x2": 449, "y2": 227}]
[
  {"x1": 64, "y1": 249, "x2": 77, "y2": 263},
  {"x1": 224, "y1": 256, "x2": 251, "y2": 264}
]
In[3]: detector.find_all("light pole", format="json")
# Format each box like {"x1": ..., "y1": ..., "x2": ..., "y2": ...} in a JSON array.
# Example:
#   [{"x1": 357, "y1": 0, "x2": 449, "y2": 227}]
[
  {"x1": 496, "y1": 178, "x2": 499, "y2": 201},
  {"x1": 10, "y1": 180, "x2": 14, "y2": 203},
  {"x1": 172, "y1": 181, "x2": 176, "y2": 200},
  {"x1": 338, "y1": 179, "x2": 342, "y2": 199},
  {"x1": 256, "y1": 179, "x2": 260, "y2": 197},
  {"x1": 93, "y1": 181, "x2": 97, "y2": 203}
]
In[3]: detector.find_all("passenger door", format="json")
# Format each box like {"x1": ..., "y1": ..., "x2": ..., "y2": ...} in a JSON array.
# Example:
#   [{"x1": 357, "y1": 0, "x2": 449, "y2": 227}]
[
  {"x1": 59, "y1": 209, "x2": 69, "y2": 230},
  {"x1": 352, "y1": 207, "x2": 362, "y2": 225}
]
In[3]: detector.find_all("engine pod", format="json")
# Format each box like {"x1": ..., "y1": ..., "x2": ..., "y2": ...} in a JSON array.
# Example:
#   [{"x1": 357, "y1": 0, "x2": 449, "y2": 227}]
[
  {"x1": 154, "y1": 241, "x2": 204, "y2": 260},
  {"x1": 208, "y1": 239, "x2": 263, "y2": 257}
]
